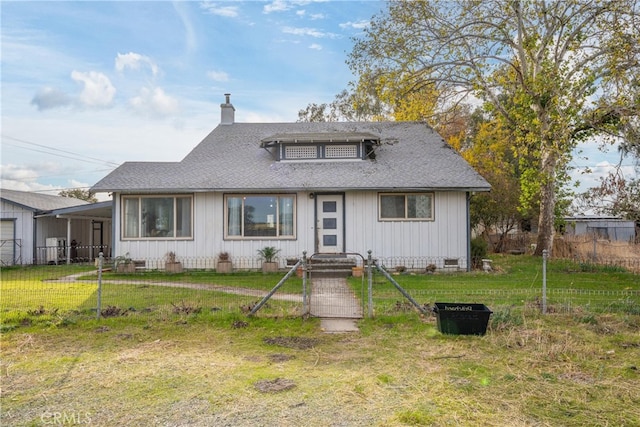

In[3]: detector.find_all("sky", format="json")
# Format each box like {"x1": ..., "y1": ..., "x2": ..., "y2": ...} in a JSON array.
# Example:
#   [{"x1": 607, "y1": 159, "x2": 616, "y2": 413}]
[
  {"x1": 1, "y1": 0, "x2": 384, "y2": 199},
  {"x1": 1, "y1": 0, "x2": 635, "y2": 204}
]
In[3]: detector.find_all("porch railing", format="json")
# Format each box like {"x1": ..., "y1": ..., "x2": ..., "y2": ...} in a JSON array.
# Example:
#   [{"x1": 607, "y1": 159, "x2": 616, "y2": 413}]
[{"x1": 35, "y1": 244, "x2": 110, "y2": 265}]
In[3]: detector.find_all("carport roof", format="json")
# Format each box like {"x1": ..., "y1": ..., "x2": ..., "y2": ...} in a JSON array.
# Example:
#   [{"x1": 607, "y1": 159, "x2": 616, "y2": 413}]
[
  {"x1": 1, "y1": 189, "x2": 89, "y2": 212},
  {"x1": 40, "y1": 201, "x2": 113, "y2": 220}
]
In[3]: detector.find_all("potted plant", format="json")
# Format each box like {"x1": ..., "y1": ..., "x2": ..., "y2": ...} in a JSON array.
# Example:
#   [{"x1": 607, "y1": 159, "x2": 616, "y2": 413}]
[
  {"x1": 217, "y1": 251, "x2": 232, "y2": 273},
  {"x1": 165, "y1": 251, "x2": 183, "y2": 274},
  {"x1": 257, "y1": 246, "x2": 280, "y2": 273},
  {"x1": 114, "y1": 252, "x2": 135, "y2": 274},
  {"x1": 352, "y1": 265, "x2": 364, "y2": 277}
]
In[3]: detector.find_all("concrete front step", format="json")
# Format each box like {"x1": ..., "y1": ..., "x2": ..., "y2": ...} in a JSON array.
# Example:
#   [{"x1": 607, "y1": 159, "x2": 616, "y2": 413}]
[
  {"x1": 308, "y1": 258, "x2": 357, "y2": 278},
  {"x1": 320, "y1": 318, "x2": 360, "y2": 333},
  {"x1": 309, "y1": 271, "x2": 352, "y2": 278}
]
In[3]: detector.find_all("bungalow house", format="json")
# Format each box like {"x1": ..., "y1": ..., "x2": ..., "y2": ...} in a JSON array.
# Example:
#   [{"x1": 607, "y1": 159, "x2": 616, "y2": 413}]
[
  {"x1": 91, "y1": 95, "x2": 490, "y2": 271},
  {"x1": 0, "y1": 189, "x2": 112, "y2": 265}
]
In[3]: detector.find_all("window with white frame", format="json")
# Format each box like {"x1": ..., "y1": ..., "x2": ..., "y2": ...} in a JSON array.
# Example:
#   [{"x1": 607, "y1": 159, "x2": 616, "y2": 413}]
[
  {"x1": 122, "y1": 195, "x2": 193, "y2": 239},
  {"x1": 379, "y1": 193, "x2": 434, "y2": 221},
  {"x1": 225, "y1": 195, "x2": 296, "y2": 239}
]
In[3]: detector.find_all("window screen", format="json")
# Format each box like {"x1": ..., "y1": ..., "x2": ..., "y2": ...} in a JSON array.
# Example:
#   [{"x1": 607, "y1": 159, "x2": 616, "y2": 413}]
[
  {"x1": 379, "y1": 193, "x2": 434, "y2": 220},
  {"x1": 325, "y1": 145, "x2": 358, "y2": 158}
]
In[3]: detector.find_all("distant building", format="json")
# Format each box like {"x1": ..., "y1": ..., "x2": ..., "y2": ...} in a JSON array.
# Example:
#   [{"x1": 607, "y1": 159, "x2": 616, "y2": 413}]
[{"x1": 564, "y1": 216, "x2": 636, "y2": 242}]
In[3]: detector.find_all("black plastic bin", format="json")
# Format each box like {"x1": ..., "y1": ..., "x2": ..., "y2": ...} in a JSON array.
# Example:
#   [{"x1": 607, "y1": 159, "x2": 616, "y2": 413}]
[{"x1": 434, "y1": 303, "x2": 492, "y2": 335}]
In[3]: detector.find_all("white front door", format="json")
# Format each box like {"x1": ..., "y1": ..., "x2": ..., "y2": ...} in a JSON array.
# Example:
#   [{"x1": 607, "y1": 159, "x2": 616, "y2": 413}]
[{"x1": 316, "y1": 194, "x2": 344, "y2": 254}]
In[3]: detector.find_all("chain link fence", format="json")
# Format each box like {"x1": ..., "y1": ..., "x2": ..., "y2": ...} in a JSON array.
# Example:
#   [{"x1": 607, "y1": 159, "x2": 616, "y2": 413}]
[{"x1": 1, "y1": 254, "x2": 638, "y2": 328}]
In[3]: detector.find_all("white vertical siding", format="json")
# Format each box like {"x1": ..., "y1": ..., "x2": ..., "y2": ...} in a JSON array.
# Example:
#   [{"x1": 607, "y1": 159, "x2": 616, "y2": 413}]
[
  {"x1": 344, "y1": 191, "x2": 468, "y2": 261},
  {"x1": 113, "y1": 190, "x2": 469, "y2": 268},
  {"x1": 1, "y1": 201, "x2": 34, "y2": 265}
]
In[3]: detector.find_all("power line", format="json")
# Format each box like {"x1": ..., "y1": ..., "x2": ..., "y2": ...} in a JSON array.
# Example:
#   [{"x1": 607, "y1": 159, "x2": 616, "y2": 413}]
[
  {"x1": 2, "y1": 134, "x2": 121, "y2": 167},
  {"x1": 6, "y1": 168, "x2": 116, "y2": 180},
  {"x1": 26, "y1": 186, "x2": 95, "y2": 193}
]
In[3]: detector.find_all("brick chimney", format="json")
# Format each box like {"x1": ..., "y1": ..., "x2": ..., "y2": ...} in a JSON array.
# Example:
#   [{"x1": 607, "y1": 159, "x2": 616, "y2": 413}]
[{"x1": 220, "y1": 93, "x2": 235, "y2": 125}]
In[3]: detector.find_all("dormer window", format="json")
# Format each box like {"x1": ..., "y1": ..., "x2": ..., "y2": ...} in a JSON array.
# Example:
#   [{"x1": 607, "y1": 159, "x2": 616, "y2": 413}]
[{"x1": 261, "y1": 132, "x2": 380, "y2": 162}]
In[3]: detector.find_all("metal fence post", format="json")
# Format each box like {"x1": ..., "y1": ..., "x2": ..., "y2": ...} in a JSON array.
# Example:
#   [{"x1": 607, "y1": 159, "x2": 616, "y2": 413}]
[
  {"x1": 302, "y1": 251, "x2": 308, "y2": 316},
  {"x1": 542, "y1": 249, "x2": 548, "y2": 314},
  {"x1": 367, "y1": 250, "x2": 373, "y2": 318},
  {"x1": 97, "y1": 252, "x2": 103, "y2": 320}
]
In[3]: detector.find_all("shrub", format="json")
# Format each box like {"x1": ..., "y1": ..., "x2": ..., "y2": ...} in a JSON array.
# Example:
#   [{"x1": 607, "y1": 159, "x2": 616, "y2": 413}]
[{"x1": 471, "y1": 237, "x2": 489, "y2": 269}]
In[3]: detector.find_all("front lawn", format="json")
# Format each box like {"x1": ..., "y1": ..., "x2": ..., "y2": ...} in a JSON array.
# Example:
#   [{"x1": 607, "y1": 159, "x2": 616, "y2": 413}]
[{"x1": 1, "y1": 310, "x2": 639, "y2": 426}]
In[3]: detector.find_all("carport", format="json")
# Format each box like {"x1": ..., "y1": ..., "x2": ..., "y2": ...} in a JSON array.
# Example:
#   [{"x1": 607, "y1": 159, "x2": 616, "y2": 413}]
[{"x1": 36, "y1": 201, "x2": 113, "y2": 264}]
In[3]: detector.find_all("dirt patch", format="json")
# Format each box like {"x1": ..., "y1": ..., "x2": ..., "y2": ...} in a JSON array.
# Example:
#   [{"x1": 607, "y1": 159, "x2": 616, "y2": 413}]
[
  {"x1": 268, "y1": 353, "x2": 295, "y2": 363},
  {"x1": 263, "y1": 336, "x2": 319, "y2": 349},
  {"x1": 171, "y1": 301, "x2": 201, "y2": 314},
  {"x1": 100, "y1": 306, "x2": 129, "y2": 317},
  {"x1": 232, "y1": 320, "x2": 249, "y2": 329},
  {"x1": 621, "y1": 342, "x2": 640, "y2": 349},
  {"x1": 559, "y1": 371, "x2": 594, "y2": 384},
  {"x1": 254, "y1": 378, "x2": 296, "y2": 393}
]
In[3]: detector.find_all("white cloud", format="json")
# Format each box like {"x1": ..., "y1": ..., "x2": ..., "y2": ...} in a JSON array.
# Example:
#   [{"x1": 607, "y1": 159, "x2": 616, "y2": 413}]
[
  {"x1": 296, "y1": 10, "x2": 324, "y2": 20},
  {"x1": 129, "y1": 87, "x2": 180, "y2": 117},
  {"x1": 173, "y1": 2, "x2": 198, "y2": 53},
  {"x1": 115, "y1": 52, "x2": 159, "y2": 76},
  {"x1": 1, "y1": 163, "x2": 40, "y2": 183},
  {"x1": 200, "y1": 2, "x2": 239, "y2": 18},
  {"x1": 282, "y1": 26, "x2": 337, "y2": 38},
  {"x1": 264, "y1": 0, "x2": 291, "y2": 14},
  {"x1": 71, "y1": 71, "x2": 116, "y2": 108},
  {"x1": 0, "y1": 165, "x2": 111, "y2": 201},
  {"x1": 207, "y1": 70, "x2": 230, "y2": 82},
  {"x1": 0, "y1": 163, "x2": 67, "y2": 195},
  {"x1": 573, "y1": 160, "x2": 636, "y2": 189},
  {"x1": 309, "y1": 43, "x2": 322, "y2": 50},
  {"x1": 339, "y1": 20, "x2": 370, "y2": 30},
  {"x1": 32, "y1": 70, "x2": 119, "y2": 112},
  {"x1": 31, "y1": 87, "x2": 72, "y2": 111}
]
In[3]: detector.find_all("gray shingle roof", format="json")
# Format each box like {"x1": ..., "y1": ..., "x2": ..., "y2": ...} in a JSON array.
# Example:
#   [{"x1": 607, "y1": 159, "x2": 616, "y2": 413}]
[
  {"x1": 1, "y1": 189, "x2": 89, "y2": 212},
  {"x1": 92, "y1": 121, "x2": 490, "y2": 193}
]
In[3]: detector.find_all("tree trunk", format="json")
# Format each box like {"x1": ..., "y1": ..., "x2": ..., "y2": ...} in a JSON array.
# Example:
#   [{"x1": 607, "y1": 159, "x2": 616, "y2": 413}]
[{"x1": 534, "y1": 147, "x2": 557, "y2": 256}]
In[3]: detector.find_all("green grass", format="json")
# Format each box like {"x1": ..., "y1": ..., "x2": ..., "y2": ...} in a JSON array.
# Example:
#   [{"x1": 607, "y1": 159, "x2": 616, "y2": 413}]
[
  {"x1": 0, "y1": 266, "x2": 304, "y2": 329},
  {"x1": 1, "y1": 310, "x2": 639, "y2": 426},
  {"x1": 361, "y1": 254, "x2": 638, "y2": 290},
  {"x1": 94, "y1": 269, "x2": 305, "y2": 292},
  {"x1": 347, "y1": 255, "x2": 639, "y2": 315}
]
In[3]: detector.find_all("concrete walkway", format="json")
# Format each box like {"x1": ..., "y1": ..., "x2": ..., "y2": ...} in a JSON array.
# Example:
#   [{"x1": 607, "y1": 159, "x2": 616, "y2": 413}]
[
  {"x1": 309, "y1": 277, "x2": 363, "y2": 333},
  {"x1": 48, "y1": 272, "x2": 302, "y2": 302}
]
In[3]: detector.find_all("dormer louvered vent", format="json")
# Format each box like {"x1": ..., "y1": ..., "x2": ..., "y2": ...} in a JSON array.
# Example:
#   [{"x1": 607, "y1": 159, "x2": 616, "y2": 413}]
[{"x1": 260, "y1": 132, "x2": 380, "y2": 162}]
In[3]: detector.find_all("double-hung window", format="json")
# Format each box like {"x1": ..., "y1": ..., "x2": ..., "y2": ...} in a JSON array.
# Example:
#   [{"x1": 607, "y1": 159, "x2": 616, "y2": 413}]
[
  {"x1": 225, "y1": 195, "x2": 296, "y2": 239},
  {"x1": 122, "y1": 195, "x2": 193, "y2": 239},
  {"x1": 379, "y1": 193, "x2": 434, "y2": 221}
]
